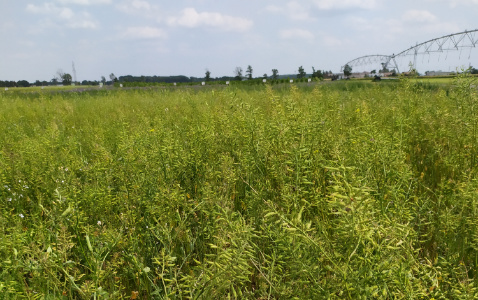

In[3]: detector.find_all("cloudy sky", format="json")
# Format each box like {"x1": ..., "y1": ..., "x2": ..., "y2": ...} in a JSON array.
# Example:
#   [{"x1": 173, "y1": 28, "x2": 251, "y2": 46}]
[{"x1": 1, "y1": 0, "x2": 477, "y2": 82}]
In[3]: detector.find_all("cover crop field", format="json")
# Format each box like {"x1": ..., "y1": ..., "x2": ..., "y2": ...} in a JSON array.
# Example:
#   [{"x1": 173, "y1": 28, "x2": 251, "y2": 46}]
[{"x1": 1, "y1": 76, "x2": 478, "y2": 299}]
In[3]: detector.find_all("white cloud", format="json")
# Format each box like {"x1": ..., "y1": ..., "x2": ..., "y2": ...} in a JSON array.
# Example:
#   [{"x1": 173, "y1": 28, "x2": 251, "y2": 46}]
[
  {"x1": 67, "y1": 12, "x2": 98, "y2": 29},
  {"x1": 426, "y1": 0, "x2": 478, "y2": 7},
  {"x1": 452, "y1": 0, "x2": 478, "y2": 4},
  {"x1": 56, "y1": 0, "x2": 112, "y2": 5},
  {"x1": 59, "y1": 7, "x2": 75, "y2": 19},
  {"x1": 117, "y1": 0, "x2": 153, "y2": 13},
  {"x1": 280, "y1": 29, "x2": 315, "y2": 40},
  {"x1": 167, "y1": 8, "x2": 253, "y2": 32},
  {"x1": 402, "y1": 10, "x2": 437, "y2": 23},
  {"x1": 130, "y1": 0, "x2": 150, "y2": 10},
  {"x1": 26, "y1": 3, "x2": 98, "y2": 29},
  {"x1": 266, "y1": 2, "x2": 315, "y2": 21},
  {"x1": 314, "y1": 0, "x2": 378, "y2": 10},
  {"x1": 400, "y1": 10, "x2": 459, "y2": 34},
  {"x1": 116, "y1": 0, "x2": 161, "y2": 20},
  {"x1": 27, "y1": 3, "x2": 71, "y2": 16},
  {"x1": 121, "y1": 26, "x2": 168, "y2": 39}
]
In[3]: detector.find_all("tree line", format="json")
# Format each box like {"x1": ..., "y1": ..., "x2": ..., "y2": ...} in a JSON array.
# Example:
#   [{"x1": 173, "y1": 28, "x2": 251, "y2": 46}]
[
  {"x1": 4, "y1": 65, "x2": 478, "y2": 88},
  {"x1": 231, "y1": 65, "x2": 335, "y2": 81},
  {"x1": 1, "y1": 65, "x2": 338, "y2": 88}
]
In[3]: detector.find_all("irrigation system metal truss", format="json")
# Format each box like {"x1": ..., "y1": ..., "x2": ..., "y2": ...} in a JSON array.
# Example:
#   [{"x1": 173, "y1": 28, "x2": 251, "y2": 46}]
[{"x1": 341, "y1": 29, "x2": 478, "y2": 73}]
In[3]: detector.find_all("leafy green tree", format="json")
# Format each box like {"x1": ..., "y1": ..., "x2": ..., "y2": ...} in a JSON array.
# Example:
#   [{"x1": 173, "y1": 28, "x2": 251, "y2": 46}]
[
  {"x1": 61, "y1": 74, "x2": 72, "y2": 85},
  {"x1": 81, "y1": 80, "x2": 100, "y2": 86},
  {"x1": 205, "y1": 69, "x2": 211, "y2": 82},
  {"x1": 16, "y1": 80, "x2": 30, "y2": 87},
  {"x1": 297, "y1": 66, "x2": 306, "y2": 79},
  {"x1": 311, "y1": 67, "x2": 323, "y2": 80},
  {"x1": 272, "y1": 69, "x2": 279, "y2": 80},
  {"x1": 343, "y1": 64, "x2": 352, "y2": 77},
  {"x1": 101, "y1": 76, "x2": 106, "y2": 84},
  {"x1": 263, "y1": 73, "x2": 268, "y2": 79},
  {"x1": 246, "y1": 65, "x2": 253, "y2": 80}
]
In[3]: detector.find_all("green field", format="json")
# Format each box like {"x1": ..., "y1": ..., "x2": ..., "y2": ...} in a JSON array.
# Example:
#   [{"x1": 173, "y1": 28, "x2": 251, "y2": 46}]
[{"x1": 1, "y1": 75, "x2": 478, "y2": 299}]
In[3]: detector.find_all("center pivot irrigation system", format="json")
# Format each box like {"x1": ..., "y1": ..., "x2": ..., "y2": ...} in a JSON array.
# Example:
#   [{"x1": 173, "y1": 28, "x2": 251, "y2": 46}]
[{"x1": 341, "y1": 29, "x2": 478, "y2": 73}]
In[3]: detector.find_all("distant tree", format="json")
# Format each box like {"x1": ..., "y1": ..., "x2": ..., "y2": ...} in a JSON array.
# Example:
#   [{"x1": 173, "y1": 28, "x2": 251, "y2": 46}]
[
  {"x1": 51, "y1": 69, "x2": 64, "y2": 85},
  {"x1": 263, "y1": 73, "x2": 268, "y2": 79},
  {"x1": 311, "y1": 67, "x2": 323, "y2": 80},
  {"x1": 470, "y1": 66, "x2": 478, "y2": 74},
  {"x1": 101, "y1": 76, "x2": 106, "y2": 84},
  {"x1": 81, "y1": 80, "x2": 100, "y2": 86},
  {"x1": 56, "y1": 69, "x2": 65, "y2": 80},
  {"x1": 234, "y1": 67, "x2": 243, "y2": 81},
  {"x1": 17, "y1": 80, "x2": 30, "y2": 87},
  {"x1": 343, "y1": 64, "x2": 352, "y2": 77},
  {"x1": 62, "y1": 74, "x2": 72, "y2": 85},
  {"x1": 56, "y1": 69, "x2": 74, "y2": 85},
  {"x1": 272, "y1": 69, "x2": 279, "y2": 80},
  {"x1": 380, "y1": 63, "x2": 389, "y2": 73},
  {"x1": 371, "y1": 70, "x2": 376, "y2": 74},
  {"x1": 109, "y1": 73, "x2": 117, "y2": 83},
  {"x1": 0, "y1": 81, "x2": 14, "y2": 87},
  {"x1": 246, "y1": 65, "x2": 253, "y2": 80},
  {"x1": 205, "y1": 69, "x2": 211, "y2": 82},
  {"x1": 297, "y1": 66, "x2": 306, "y2": 79}
]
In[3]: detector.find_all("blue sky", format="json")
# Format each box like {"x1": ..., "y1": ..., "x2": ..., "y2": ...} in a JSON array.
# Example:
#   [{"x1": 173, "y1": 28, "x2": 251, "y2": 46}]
[{"x1": 1, "y1": 0, "x2": 478, "y2": 82}]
